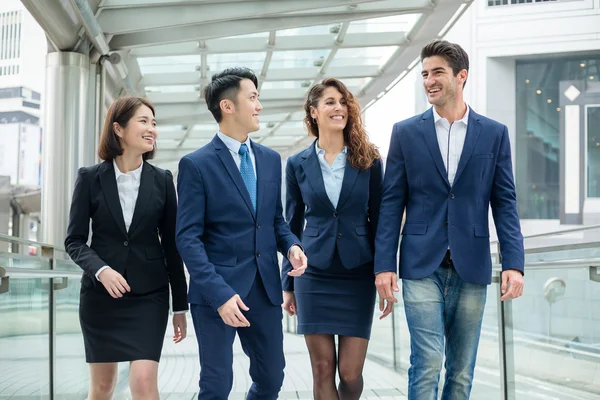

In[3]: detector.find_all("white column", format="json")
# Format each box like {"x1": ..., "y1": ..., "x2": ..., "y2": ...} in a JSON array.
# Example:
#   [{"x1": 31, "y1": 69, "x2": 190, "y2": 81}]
[{"x1": 40, "y1": 52, "x2": 90, "y2": 246}]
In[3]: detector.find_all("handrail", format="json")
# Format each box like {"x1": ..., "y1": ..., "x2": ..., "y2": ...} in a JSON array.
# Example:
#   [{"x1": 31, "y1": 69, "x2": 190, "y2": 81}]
[
  {"x1": 0, "y1": 266, "x2": 82, "y2": 279},
  {"x1": 490, "y1": 223, "x2": 600, "y2": 245},
  {"x1": 0, "y1": 232, "x2": 67, "y2": 252},
  {"x1": 491, "y1": 257, "x2": 600, "y2": 271},
  {"x1": 0, "y1": 266, "x2": 82, "y2": 294}
]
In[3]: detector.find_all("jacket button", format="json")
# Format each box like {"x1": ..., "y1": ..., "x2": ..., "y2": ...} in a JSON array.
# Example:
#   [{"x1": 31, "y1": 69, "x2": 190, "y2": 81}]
[
  {"x1": 333, "y1": 211, "x2": 337, "y2": 217},
  {"x1": 449, "y1": 193, "x2": 455, "y2": 199},
  {"x1": 337, "y1": 233, "x2": 342, "y2": 239},
  {"x1": 256, "y1": 223, "x2": 260, "y2": 229},
  {"x1": 444, "y1": 221, "x2": 448, "y2": 227},
  {"x1": 123, "y1": 241, "x2": 128, "y2": 246},
  {"x1": 256, "y1": 252, "x2": 260, "y2": 257}
]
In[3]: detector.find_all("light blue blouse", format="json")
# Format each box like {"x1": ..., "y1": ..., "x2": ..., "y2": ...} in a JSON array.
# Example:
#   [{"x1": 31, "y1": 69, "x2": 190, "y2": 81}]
[{"x1": 315, "y1": 140, "x2": 347, "y2": 209}]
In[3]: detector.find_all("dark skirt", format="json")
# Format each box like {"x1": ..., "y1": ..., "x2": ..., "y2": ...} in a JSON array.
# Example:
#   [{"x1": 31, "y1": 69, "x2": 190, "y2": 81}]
[
  {"x1": 79, "y1": 284, "x2": 169, "y2": 363},
  {"x1": 294, "y1": 251, "x2": 376, "y2": 340}
]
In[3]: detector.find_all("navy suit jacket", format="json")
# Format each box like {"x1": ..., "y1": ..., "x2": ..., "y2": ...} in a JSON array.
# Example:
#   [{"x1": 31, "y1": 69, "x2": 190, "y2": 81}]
[
  {"x1": 176, "y1": 135, "x2": 300, "y2": 312},
  {"x1": 282, "y1": 141, "x2": 383, "y2": 291},
  {"x1": 374, "y1": 107, "x2": 524, "y2": 285}
]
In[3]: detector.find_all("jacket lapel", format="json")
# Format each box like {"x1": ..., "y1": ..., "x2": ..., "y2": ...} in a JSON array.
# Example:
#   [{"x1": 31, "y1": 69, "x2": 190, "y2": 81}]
[
  {"x1": 213, "y1": 135, "x2": 256, "y2": 220},
  {"x1": 421, "y1": 109, "x2": 451, "y2": 187},
  {"x1": 127, "y1": 162, "x2": 153, "y2": 236},
  {"x1": 453, "y1": 109, "x2": 482, "y2": 186},
  {"x1": 336, "y1": 161, "x2": 359, "y2": 211},
  {"x1": 300, "y1": 143, "x2": 335, "y2": 211},
  {"x1": 98, "y1": 161, "x2": 128, "y2": 238}
]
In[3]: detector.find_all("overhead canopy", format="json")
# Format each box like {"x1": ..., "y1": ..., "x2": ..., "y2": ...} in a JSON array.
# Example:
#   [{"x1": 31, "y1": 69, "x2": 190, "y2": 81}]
[{"x1": 23, "y1": 0, "x2": 471, "y2": 171}]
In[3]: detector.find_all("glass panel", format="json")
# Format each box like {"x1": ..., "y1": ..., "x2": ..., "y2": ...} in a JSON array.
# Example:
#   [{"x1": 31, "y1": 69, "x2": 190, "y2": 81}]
[
  {"x1": 510, "y1": 266, "x2": 600, "y2": 398},
  {"x1": 515, "y1": 54, "x2": 600, "y2": 219},
  {"x1": 587, "y1": 106, "x2": 600, "y2": 198},
  {"x1": 270, "y1": 49, "x2": 331, "y2": 69},
  {"x1": 145, "y1": 85, "x2": 198, "y2": 93},
  {"x1": 0, "y1": 278, "x2": 50, "y2": 399},
  {"x1": 278, "y1": 24, "x2": 335, "y2": 36},
  {"x1": 347, "y1": 14, "x2": 421, "y2": 34},
  {"x1": 523, "y1": 226, "x2": 600, "y2": 262},
  {"x1": 207, "y1": 52, "x2": 265, "y2": 72},
  {"x1": 0, "y1": 251, "x2": 50, "y2": 270},
  {"x1": 330, "y1": 47, "x2": 397, "y2": 68},
  {"x1": 138, "y1": 55, "x2": 200, "y2": 75}
]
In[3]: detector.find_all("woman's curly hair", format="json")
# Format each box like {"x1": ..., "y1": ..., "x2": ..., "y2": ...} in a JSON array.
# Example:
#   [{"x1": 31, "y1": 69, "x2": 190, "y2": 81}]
[{"x1": 304, "y1": 78, "x2": 379, "y2": 170}]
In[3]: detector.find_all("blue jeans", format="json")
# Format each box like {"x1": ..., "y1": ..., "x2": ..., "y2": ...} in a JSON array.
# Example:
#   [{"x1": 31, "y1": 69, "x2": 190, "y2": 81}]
[{"x1": 403, "y1": 263, "x2": 487, "y2": 400}]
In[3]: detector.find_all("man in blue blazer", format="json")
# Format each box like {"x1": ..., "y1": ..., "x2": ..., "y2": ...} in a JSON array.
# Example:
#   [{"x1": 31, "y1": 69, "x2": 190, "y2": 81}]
[
  {"x1": 176, "y1": 67, "x2": 307, "y2": 400},
  {"x1": 374, "y1": 40, "x2": 525, "y2": 399}
]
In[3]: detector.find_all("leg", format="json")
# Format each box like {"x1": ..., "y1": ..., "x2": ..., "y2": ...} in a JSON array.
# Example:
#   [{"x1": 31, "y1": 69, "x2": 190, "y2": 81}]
[
  {"x1": 402, "y1": 270, "x2": 447, "y2": 400},
  {"x1": 237, "y1": 275, "x2": 285, "y2": 400},
  {"x1": 441, "y1": 273, "x2": 487, "y2": 400},
  {"x1": 304, "y1": 334, "x2": 338, "y2": 399},
  {"x1": 129, "y1": 360, "x2": 159, "y2": 400},
  {"x1": 190, "y1": 303, "x2": 237, "y2": 400},
  {"x1": 337, "y1": 336, "x2": 369, "y2": 400},
  {"x1": 88, "y1": 363, "x2": 118, "y2": 400}
]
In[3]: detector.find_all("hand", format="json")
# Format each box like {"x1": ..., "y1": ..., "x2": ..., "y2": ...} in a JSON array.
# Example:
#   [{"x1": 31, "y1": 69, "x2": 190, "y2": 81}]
[
  {"x1": 217, "y1": 294, "x2": 251, "y2": 328},
  {"x1": 500, "y1": 269, "x2": 524, "y2": 301},
  {"x1": 287, "y1": 245, "x2": 307, "y2": 277},
  {"x1": 282, "y1": 291, "x2": 296, "y2": 316},
  {"x1": 172, "y1": 313, "x2": 187, "y2": 343},
  {"x1": 375, "y1": 271, "x2": 399, "y2": 319},
  {"x1": 98, "y1": 268, "x2": 130, "y2": 299}
]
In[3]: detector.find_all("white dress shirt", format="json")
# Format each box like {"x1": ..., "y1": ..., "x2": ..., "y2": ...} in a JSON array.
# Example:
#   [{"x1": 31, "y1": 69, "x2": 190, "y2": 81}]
[
  {"x1": 95, "y1": 160, "x2": 143, "y2": 281},
  {"x1": 432, "y1": 104, "x2": 470, "y2": 186}
]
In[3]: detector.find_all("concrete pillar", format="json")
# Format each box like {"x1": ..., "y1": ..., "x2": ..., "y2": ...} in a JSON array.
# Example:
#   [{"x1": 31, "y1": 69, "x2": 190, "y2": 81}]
[{"x1": 40, "y1": 52, "x2": 89, "y2": 246}]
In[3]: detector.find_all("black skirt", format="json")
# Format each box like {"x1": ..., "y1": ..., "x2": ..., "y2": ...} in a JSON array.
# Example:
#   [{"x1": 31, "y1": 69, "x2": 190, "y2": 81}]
[{"x1": 79, "y1": 284, "x2": 169, "y2": 363}]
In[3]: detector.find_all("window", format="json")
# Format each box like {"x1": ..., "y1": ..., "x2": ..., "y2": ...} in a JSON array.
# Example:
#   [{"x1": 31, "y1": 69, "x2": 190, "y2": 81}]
[
  {"x1": 515, "y1": 54, "x2": 600, "y2": 219},
  {"x1": 489, "y1": 0, "x2": 560, "y2": 6},
  {"x1": 587, "y1": 107, "x2": 600, "y2": 198}
]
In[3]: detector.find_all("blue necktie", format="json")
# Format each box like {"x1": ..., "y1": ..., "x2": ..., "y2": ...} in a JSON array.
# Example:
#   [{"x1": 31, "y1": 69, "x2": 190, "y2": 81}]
[{"x1": 238, "y1": 143, "x2": 256, "y2": 212}]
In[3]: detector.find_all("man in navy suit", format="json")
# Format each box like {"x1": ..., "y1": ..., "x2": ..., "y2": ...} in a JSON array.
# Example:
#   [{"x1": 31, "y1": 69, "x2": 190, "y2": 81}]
[
  {"x1": 374, "y1": 40, "x2": 525, "y2": 399},
  {"x1": 176, "y1": 67, "x2": 308, "y2": 400}
]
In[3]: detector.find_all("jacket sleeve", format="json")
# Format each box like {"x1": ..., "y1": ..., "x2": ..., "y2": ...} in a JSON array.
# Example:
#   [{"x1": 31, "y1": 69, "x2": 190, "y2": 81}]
[
  {"x1": 175, "y1": 155, "x2": 236, "y2": 312},
  {"x1": 281, "y1": 157, "x2": 305, "y2": 291},
  {"x1": 64, "y1": 168, "x2": 107, "y2": 278},
  {"x1": 374, "y1": 123, "x2": 408, "y2": 274},
  {"x1": 159, "y1": 169, "x2": 189, "y2": 312},
  {"x1": 490, "y1": 126, "x2": 525, "y2": 274}
]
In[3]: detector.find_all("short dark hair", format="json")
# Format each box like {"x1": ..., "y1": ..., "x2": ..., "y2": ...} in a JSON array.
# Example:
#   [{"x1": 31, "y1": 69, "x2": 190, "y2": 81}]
[
  {"x1": 98, "y1": 96, "x2": 155, "y2": 161},
  {"x1": 420, "y1": 40, "x2": 469, "y2": 87},
  {"x1": 204, "y1": 67, "x2": 259, "y2": 123}
]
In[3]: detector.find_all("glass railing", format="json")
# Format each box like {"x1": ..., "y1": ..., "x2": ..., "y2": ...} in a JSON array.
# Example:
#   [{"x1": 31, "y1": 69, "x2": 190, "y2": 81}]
[
  {"x1": 2, "y1": 231, "x2": 600, "y2": 399},
  {"x1": 0, "y1": 236, "x2": 129, "y2": 400},
  {"x1": 285, "y1": 230, "x2": 600, "y2": 400}
]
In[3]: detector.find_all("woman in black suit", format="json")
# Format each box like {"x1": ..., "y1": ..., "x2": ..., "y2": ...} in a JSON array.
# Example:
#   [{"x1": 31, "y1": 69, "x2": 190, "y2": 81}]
[
  {"x1": 282, "y1": 78, "x2": 383, "y2": 399},
  {"x1": 65, "y1": 96, "x2": 188, "y2": 400}
]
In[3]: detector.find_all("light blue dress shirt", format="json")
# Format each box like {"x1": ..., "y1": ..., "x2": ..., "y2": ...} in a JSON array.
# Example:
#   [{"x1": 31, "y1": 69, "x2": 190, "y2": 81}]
[
  {"x1": 315, "y1": 141, "x2": 347, "y2": 209},
  {"x1": 217, "y1": 131, "x2": 256, "y2": 174}
]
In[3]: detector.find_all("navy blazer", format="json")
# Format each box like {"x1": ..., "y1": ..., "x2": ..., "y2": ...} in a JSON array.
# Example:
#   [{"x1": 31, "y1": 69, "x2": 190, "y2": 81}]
[
  {"x1": 282, "y1": 141, "x2": 383, "y2": 291},
  {"x1": 374, "y1": 107, "x2": 524, "y2": 285},
  {"x1": 176, "y1": 135, "x2": 300, "y2": 312}
]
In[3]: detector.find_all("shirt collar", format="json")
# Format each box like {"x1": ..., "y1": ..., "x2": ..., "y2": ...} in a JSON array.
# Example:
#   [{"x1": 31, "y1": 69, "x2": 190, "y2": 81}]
[
  {"x1": 217, "y1": 131, "x2": 252, "y2": 155},
  {"x1": 315, "y1": 140, "x2": 348, "y2": 156},
  {"x1": 113, "y1": 159, "x2": 143, "y2": 181},
  {"x1": 432, "y1": 104, "x2": 470, "y2": 126}
]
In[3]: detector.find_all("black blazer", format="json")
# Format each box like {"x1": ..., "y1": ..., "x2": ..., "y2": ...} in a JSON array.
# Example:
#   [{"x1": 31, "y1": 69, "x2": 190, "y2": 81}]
[{"x1": 64, "y1": 160, "x2": 188, "y2": 312}]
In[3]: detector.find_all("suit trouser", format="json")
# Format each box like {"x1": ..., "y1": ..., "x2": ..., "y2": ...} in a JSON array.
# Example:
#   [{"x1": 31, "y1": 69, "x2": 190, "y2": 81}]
[
  {"x1": 190, "y1": 273, "x2": 285, "y2": 400},
  {"x1": 402, "y1": 253, "x2": 487, "y2": 400}
]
